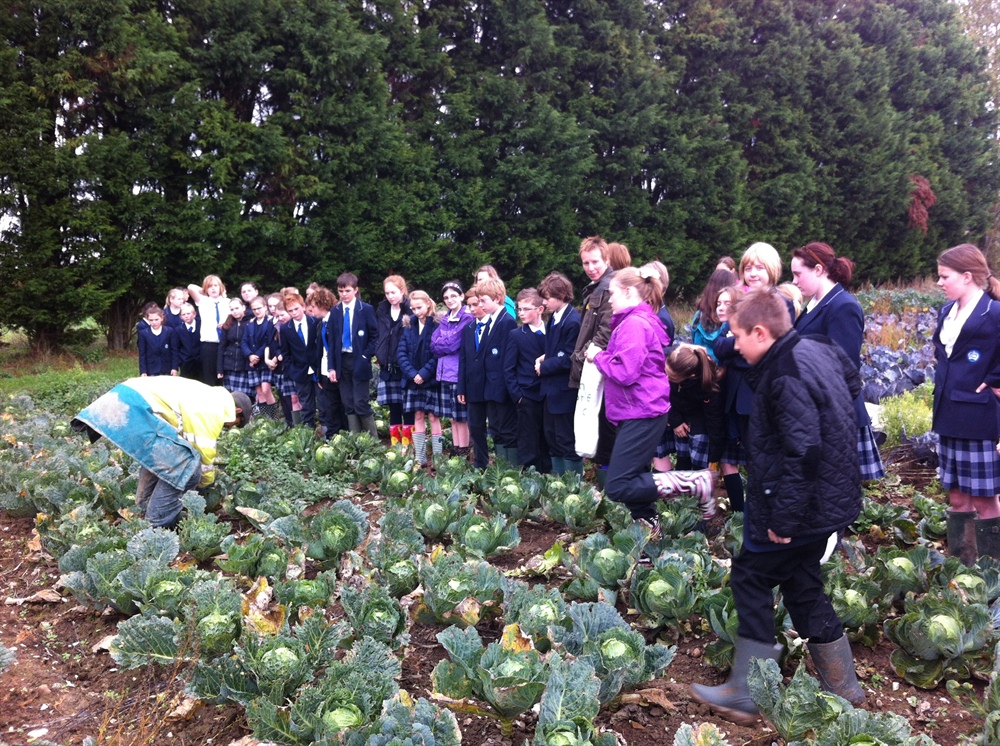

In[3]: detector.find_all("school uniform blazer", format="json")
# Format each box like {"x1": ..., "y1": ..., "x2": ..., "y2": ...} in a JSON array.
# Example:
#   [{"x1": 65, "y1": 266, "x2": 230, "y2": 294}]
[
  {"x1": 458, "y1": 313, "x2": 516, "y2": 403},
  {"x1": 397, "y1": 315, "x2": 439, "y2": 389},
  {"x1": 280, "y1": 315, "x2": 319, "y2": 384},
  {"x1": 328, "y1": 300, "x2": 379, "y2": 380},
  {"x1": 482, "y1": 311, "x2": 517, "y2": 403},
  {"x1": 176, "y1": 318, "x2": 202, "y2": 365},
  {"x1": 932, "y1": 293, "x2": 1000, "y2": 440},
  {"x1": 138, "y1": 326, "x2": 179, "y2": 376},
  {"x1": 539, "y1": 306, "x2": 581, "y2": 415},
  {"x1": 794, "y1": 283, "x2": 871, "y2": 427},
  {"x1": 241, "y1": 317, "x2": 275, "y2": 367},
  {"x1": 504, "y1": 325, "x2": 546, "y2": 403}
]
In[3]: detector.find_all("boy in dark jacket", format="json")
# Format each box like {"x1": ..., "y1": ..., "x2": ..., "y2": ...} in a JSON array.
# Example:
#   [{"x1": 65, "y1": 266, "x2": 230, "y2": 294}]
[{"x1": 691, "y1": 289, "x2": 865, "y2": 723}]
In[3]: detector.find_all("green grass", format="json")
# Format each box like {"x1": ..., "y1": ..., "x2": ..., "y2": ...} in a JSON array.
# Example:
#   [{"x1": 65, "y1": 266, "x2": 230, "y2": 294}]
[{"x1": 0, "y1": 328, "x2": 136, "y2": 414}]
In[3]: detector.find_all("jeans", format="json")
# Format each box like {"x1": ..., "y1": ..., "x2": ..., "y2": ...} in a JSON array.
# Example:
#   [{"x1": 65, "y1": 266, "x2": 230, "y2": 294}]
[{"x1": 136, "y1": 465, "x2": 202, "y2": 528}]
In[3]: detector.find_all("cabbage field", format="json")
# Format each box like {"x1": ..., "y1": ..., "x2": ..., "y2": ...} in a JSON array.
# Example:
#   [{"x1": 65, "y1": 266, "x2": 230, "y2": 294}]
[{"x1": 0, "y1": 291, "x2": 997, "y2": 746}]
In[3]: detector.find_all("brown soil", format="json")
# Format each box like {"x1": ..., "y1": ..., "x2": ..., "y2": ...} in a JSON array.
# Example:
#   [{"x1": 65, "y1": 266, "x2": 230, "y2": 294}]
[{"x1": 0, "y1": 477, "x2": 988, "y2": 746}]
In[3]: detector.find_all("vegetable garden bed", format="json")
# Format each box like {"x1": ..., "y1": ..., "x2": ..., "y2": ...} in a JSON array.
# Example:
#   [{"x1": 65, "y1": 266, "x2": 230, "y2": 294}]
[{"x1": 0, "y1": 393, "x2": 996, "y2": 746}]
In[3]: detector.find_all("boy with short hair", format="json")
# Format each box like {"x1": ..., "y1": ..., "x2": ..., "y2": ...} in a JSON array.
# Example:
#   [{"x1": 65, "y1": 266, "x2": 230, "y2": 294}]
[
  {"x1": 503, "y1": 288, "x2": 551, "y2": 472},
  {"x1": 328, "y1": 272, "x2": 379, "y2": 436},
  {"x1": 138, "y1": 305, "x2": 179, "y2": 377},
  {"x1": 537, "y1": 272, "x2": 582, "y2": 477},
  {"x1": 279, "y1": 292, "x2": 319, "y2": 428},
  {"x1": 457, "y1": 280, "x2": 517, "y2": 467},
  {"x1": 691, "y1": 289, "x2": 866, "y2": 723}
]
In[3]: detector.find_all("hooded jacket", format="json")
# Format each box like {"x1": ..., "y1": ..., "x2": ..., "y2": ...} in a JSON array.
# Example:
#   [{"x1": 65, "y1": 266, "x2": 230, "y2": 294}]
[
  {"x1": 593, "y1": 302, "x2": 671, "y2": 425},
  {"x1": 743, "y1": 330, "x2": 862, "y2": 545}
]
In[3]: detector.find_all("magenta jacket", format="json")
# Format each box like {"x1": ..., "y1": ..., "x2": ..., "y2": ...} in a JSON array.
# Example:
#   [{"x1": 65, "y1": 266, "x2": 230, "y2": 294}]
[
  {"x1": 430, "y1": 308, "x2": 474, "y2": 383},
  {"x1": 593, "y1": 302, "x2": 671, "y2": 425}
]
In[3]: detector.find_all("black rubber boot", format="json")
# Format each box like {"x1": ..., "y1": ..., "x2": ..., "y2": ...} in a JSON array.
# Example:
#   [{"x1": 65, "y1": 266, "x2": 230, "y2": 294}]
[
  {"x1": 690, "y1": 637, "x2": 782, "y2": 725},
  {"x1": 975, "y1": 517, "x2": 1000, "y2": 561},
  {"x1": 808, "y1": 635, "x2": 866, "y2": 705},
  {"x1": 947, "y1": 510, "x2": 979, "y2": 566}
]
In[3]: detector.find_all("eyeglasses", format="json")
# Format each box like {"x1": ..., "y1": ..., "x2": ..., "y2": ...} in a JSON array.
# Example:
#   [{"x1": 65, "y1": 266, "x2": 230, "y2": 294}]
[{"x1": 517, "y1": 306, "x2": 539, "y2": 313}]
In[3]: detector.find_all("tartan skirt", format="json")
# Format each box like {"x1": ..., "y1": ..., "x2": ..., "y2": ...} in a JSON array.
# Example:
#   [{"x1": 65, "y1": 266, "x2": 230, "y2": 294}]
[
  {"x1": 377, "y1": 377, "x2": 405, "y2": 406},
  {"x1": 246, "y1": 366, "x2": 274, "y2": 387},
  {"x1": 224, "y1": 370, "x2": 255, "y2": 396},
  {"x1": 719, "y1": 438, "x2": 746, "y2": 466},
  {"x1": 274, "y1": 372, "x2": 296, "y2": 397},
  {"x1": 435, "y1": 381, "x2": 468, "y2": 422},
  {"x1": 937, "y1": 435, "x2": 1000, "y2": 497},
  {"x1": 656, "y1": 431, "x2": 712, "y2": 469},
  {"x1": 404, "y1": 385, "x2": 440, "y2": 415},
  {"x1": 858, "y1": 425, "x2": 885, "y2": 481}
]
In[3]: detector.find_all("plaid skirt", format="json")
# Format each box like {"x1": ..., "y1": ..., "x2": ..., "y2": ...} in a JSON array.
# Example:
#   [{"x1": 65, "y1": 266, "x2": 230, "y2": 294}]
[
  {"x1": 377, "y1": 377, "x2": 405, "y2": 406},
  {"x1": 275, "y1": 372, "x2": 296, "y2": 397},
  {"x1": 938, "y1": 435, "x2": 1000, "y2": 497},
  {"x1": 435, "y1": 381, "x2": 468, "y2": 422},
  {"x1": 246, "y1": 366, "x2": 274, "y2": 387},
  {"x1": 858, "y1": 425, "x2": 885, "y2": 481},
  {"x1": 224, "y1": 370, "x2": 255, "y2": 396},
  {"x1": 719, "y1": 438, "x2": 746, "y2": 466},
  {"x1": 656, "y1": 431, "x2": 712, "y2": 469},
  {"x1": 404, "y1": 385, "x2": 440, "y2": 415}
]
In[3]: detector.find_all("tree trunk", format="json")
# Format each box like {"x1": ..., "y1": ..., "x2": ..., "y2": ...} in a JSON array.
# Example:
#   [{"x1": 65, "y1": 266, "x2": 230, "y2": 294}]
[{"x1": 103, "y1": 295, "x2": 142, "y2": 351}]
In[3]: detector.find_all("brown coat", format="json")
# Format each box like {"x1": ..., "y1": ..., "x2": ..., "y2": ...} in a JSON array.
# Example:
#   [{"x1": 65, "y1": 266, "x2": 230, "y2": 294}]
[{"x1": 569, "y1": 268, "x2": 615, "y2": 388}]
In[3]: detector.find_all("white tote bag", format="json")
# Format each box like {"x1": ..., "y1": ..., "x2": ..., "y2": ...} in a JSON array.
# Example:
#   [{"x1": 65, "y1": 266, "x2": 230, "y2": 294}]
[{"x1": 574, "y1": 360, "x2": 604, "y2": 458}]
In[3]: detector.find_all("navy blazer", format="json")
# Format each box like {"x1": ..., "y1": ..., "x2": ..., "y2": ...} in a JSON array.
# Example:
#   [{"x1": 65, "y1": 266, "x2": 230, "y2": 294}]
[
  {"x1": 397, "y1": 315, "x2": 438, "y2": 389},
  {"x1": 329, "y1": 300, "x2": 379, "y2": 380},
  {"x1": 280, "y1": 315, "x2": 319, "y2": 384},
  {"x1": 175, "y1": 318, "x2": 201, "y2": 366},
  {"x1": 539, "y1": 306, "x2": 581, "y2": 415},
  {"x1": 715, "y1": 295, "x2": 797, "y2": 416},
  {"x1": 504, "y1": 325, "x2": 546, "y2": 403},
  {"x1": 138, "y1": 326, "x2": 179, "y2": 376},
  {"x1": 795, "y1": 284, "x2": 870, "y2": 427},
  {"x1": 933, "y1": 293, "x2": 1000, "y2": 440},
  {"x1": 458, "y1": 312, "x2": 517, "y2": 403}
]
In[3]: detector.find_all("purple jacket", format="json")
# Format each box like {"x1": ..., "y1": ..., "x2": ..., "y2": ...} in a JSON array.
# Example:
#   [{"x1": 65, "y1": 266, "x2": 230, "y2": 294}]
[
  {"x1": 593, "y1": 303, "x2": 670, "y2": 425},
  {"x1": 431, "y1": 308, "x2": 474, "y2": 383}
]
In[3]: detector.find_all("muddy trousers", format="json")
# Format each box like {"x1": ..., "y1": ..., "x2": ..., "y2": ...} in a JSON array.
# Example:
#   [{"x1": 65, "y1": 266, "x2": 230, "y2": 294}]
[{"x1": 136, "y1": 465, "x2": 202, "y2": 529}]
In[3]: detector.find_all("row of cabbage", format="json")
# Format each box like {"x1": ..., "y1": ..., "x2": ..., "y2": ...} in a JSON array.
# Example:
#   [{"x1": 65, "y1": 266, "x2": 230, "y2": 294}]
[{"x1": 1, "y1": 394, "x2": 999, "y2": 745}]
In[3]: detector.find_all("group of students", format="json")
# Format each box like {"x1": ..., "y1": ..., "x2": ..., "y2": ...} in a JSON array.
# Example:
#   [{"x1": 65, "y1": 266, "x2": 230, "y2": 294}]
[{"x1": 132, "y1": 238, "x2": 1000, "y2": 726}]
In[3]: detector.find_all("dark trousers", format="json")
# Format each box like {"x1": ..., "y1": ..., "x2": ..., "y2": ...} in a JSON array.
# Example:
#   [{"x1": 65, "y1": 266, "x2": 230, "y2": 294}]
[
  {"x1": 516, "y1": 397, "x2": 550, "y2": 471},
  {"x1": 317, "y1": 377, "x2": 346, "y2": 437},
  {"x1": 543, "y1": 408, "x2": 576, "y2": 460},
  {"x1": 594, "y1": 398, "x2": 617, "y2": 465},
  {"x1": 179, "y1": 359, "x2": 201, "y2": 380},
  {"x1": 468, "y1": 401, "x2": 490, "y2": 468},
  {"x1": 606, "y1": 414, "x2": 668, "y2": 521},
  {"x1": 338, "y1": 353, "x2": 373, "y2": 417},
  {"x1": 295, "y1": 379, "x2": 317, "y2": 428},
  {"x1": 487, "y1": 400, "x2": 517, "y2": 448},
  {"x1": 200, "y1": 341, "x2": 220, "y2": 385},
  {"x1": 732, "y1": 538, "x2": 843, "y2": 644}
]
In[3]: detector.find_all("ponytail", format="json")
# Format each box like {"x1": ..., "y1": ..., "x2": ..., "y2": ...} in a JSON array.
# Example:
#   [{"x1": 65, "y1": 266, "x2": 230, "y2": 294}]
[
  {"x1": 615, "y1": 267, "x2": 664, "y2": 312},
  {"x1": 667, "y1": 344, "x2": 719, "y2": 393}
]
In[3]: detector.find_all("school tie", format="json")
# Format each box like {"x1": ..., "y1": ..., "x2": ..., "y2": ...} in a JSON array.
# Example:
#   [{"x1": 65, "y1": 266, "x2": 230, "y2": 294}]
[
  {"x1": 342, "y1": 307, "x2": 352, "y2": 349},
  {"x1": 321, "y1": 319, "x2": 329, "y2": 372},
  {"x1": 475, "y1": 322, "x2": 486, "y2": 351},
  {"x1": 535, "y1": 329, "x2": 543, "y2": 336},
  {"x1": 297, "y1": 321, "x2": 304, "y2": 343},
  {"x1": 215, "y1": 301, "x2": 221, "y2": 340}
]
